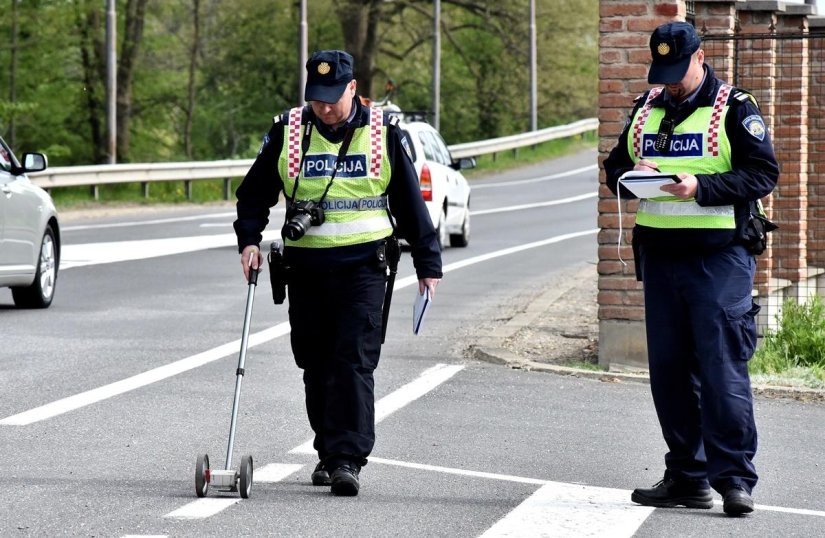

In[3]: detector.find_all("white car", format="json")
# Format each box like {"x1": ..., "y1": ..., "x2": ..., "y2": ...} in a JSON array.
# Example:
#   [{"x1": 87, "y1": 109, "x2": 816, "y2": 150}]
[
  {"x1": 394, "y1": 115, "x2": 474, "y2": 249},
  {"x1": 0, "y1": 135, "x2": 59, "y2": 308}
]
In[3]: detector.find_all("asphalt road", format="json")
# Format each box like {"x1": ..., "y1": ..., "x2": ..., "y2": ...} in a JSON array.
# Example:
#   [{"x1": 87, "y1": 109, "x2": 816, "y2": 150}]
[{"x1": 1, "y1": 148, "x2": 823, "y2": 537}]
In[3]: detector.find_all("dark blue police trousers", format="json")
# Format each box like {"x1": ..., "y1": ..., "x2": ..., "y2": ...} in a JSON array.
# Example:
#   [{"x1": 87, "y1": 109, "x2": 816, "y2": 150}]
[
  {"x1": 287, "y1": 261, "x2": 386, "y2": 468},
  {"x1": 639, "y1": 243, "x2": 759, "y2": 495}
]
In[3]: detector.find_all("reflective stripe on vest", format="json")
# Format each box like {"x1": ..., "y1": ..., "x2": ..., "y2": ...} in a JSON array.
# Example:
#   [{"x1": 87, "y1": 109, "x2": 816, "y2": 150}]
[
  {"x1": 278, "y1": 107, "x2": 393, "y2": 248},
  {"x1": 636, "y1": 199, "x2": 736, "y2": 229},
  {"x1": 630, "y1": 84, "x2": 736, "y2": 230}
]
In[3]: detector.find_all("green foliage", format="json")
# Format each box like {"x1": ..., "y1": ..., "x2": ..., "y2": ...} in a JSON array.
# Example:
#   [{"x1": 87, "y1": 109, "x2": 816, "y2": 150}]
[
  {"x1": 751, "y1": 295, "x2": 825, "y2": 387},
  {"x1": 0, "y1": 0, "x2": 598, "y2": 165}
]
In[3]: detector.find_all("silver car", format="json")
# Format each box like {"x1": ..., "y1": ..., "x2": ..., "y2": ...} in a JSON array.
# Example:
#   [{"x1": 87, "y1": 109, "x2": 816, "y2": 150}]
[{"x1": 0, "y1": 135, "x2": 59, "y2": 308}]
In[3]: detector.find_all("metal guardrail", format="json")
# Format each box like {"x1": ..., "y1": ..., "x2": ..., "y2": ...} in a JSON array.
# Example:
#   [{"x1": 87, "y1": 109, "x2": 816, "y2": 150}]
[{"x1": 30, "y1": 117, "x2": 598, "y2": 191}]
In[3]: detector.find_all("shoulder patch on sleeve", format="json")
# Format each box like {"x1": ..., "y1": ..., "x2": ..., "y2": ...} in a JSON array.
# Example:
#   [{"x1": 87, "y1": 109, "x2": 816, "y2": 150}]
[{"x1": 742, "y1": 114, "x2": 766, "y2": 141}]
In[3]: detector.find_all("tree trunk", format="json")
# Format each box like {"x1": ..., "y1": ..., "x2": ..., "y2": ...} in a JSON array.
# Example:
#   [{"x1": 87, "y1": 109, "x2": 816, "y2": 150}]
[
  {"x1": 75, "y1": 3, "x2": 107, "y2": 164},
  {"x1": 184, "y1": 0, "x2": 201, "y2": 159},
  {"x1": 116, "y1": 0, "x2": 149, "y2": 162},
  {"x1": 334, "y1": 0, "x2": 383, "y2": 101}
]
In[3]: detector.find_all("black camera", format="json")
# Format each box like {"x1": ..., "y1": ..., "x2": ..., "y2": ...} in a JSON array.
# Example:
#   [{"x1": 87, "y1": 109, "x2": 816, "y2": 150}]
[
  {"x1": 268, "y1": 240, "x2": 289, "y2": 304},
  {"x1": 282, "y1": 200, "x2": 325, "y2": 241}
]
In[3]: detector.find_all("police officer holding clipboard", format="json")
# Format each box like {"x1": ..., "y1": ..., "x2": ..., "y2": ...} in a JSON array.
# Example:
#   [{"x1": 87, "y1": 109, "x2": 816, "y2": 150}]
[
  {"x1": 604, "y1": 22, "x2": 778, "y2": 516},
  {"x1": 234, "y1": 50, "x2": 442, "y2": 497}
]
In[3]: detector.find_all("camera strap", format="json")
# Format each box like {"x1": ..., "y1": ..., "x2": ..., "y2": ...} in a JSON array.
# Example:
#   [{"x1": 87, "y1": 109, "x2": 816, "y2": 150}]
[{"x1": 288, "y1": 124, "x2": 355, "y2": 208}]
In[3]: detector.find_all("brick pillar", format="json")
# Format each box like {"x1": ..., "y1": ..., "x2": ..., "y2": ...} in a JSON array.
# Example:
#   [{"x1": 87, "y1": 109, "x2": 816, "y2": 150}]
[
  {"x1": 597, "y1": 0, "x2": 684, "y2": 370},
  {"x1": 694, "y1": 0, "x2": 742, "y2": 82},
  {"x1": 736, "y1": 4, "x2": 780, "y2": 296},
  {"x1": 807, "y1": 17, "x2": 825, "y2": 276},
  {"x1": 773, "y1": 8, "x2": 810, "y2": 293}
]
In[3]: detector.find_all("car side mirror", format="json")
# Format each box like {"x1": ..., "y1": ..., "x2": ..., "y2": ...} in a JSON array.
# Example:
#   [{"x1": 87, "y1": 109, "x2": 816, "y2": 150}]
[
  {"x1": 451, "y1": 157, "x2": 476, "y2": 171},
  {"x1": 22, "y1": 152, "x2": 48, "y2": 173}
]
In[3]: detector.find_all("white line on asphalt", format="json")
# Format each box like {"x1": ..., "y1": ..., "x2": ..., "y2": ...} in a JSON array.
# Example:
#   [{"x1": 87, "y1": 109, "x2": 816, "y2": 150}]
[
  {"x1": 164, "y1": 498, "x2": 241, "y2": 520},
  {"x1": 255, "y1": 463, "x2": 304, "y2": 483},
  {"x1": 370, "y1": 456, "x2": 825, "y2": 523},
  {"x1": 0, "y1": 324, "x2": 290, "y2": 426},
  {"x1": 2, "y1": 229, "x2": 592, "y2": 426},
  {"x1": 59, "y1": 230, "x2": 281, "y2": 269},
  {"x1": 163, "y1": 464, "x2": 304, "y2": 521},
  {"x1": 472, "y1": 164, "x2": 598, "y2": 189},
  {"x1": 163, "y1": 364, "x2": 463, "y2": 521},
  {"x1": 290, "y1": 363, "x2": 465, "y2": 454},
  {"x1": 480, "y1": 482, "x2": 653, "y2": 538},
  {"x1": 472, "y1": 192, "x2": 597, "y2": 216},
  {"x1": 63, "y1": 212, "x2": 237, "y2": 231}
]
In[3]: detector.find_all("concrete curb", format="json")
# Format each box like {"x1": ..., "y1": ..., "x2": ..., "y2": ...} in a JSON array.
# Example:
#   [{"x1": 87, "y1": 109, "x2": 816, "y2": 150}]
[{"x1": 467, "y1": 274, "x2": 825, "y2": 403}]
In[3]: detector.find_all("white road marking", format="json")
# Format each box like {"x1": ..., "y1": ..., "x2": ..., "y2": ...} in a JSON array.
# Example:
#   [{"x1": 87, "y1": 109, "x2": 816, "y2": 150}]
[
  {"x1": 60, "y1": 230, "x2": 280, "y2": 269},
  {"x1": 472, "y1": 165, "x2": 598, "y2": 189},
  {"x1": 479, "y1": 482, "x2": 653, "y2": 538},
  {"x1": 255, "y1": 463, "x2": 304, "y2": 483},
  {"x1": 0, "y1": 323, "x2": 290, "y2": 425},
  {"x1": 472, "y1": 192, "x2": 597, "y2": 216},
  {"x1": 164, "y1": 498, "x2": 240, "y2": 520},
  {"x1": 63, "y1": 212, "x2": 237, "y2": 231},
  {"x1": 370, "y1": 456, "x2": 825, "y2": 531},
  {"x1": 162, "y1": 364, "x2": 464, "y2": 521},
  {"x1": 290, "y1": 363, "x2": 464, "y2": 454},
  {"x1": 163, "y1": 464, "x2": 303, "y2": 521},
  {"x1": 3, "y1": 225, "x2": 594, "y2": 426}
]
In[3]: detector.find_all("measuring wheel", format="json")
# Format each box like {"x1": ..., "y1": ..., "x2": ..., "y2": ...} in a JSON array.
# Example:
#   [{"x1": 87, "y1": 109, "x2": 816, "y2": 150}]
[
  {"x1": 195, "y1": 454, "x2": 210, "y2": 498},
  {"x1": 239, "y1": 455, "x2": 253, "y2": 499}
]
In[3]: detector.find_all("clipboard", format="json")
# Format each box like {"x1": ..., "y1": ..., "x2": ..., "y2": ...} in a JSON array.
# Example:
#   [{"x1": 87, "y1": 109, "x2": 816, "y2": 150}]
[{"x1": 618, "y1": 171, "x2": 680, "y2": 199}]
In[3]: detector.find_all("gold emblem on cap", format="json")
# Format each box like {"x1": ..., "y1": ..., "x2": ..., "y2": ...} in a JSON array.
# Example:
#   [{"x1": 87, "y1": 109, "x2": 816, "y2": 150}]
[
  {"x1": 318, "y1": 62, "x2": 331, "y2": 75},
  {"x1": 657, "y1": 43, "x2": 670, "y2": 56}
]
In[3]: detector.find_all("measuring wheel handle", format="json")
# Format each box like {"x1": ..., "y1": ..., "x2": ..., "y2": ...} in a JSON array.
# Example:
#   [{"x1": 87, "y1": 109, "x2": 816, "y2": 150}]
[
  {"x1": 239, "y1": 455, "x2": 254, "y2": 499},
  {"x1": 195, "y1": 454, "x2": 211, "y2": 497}
]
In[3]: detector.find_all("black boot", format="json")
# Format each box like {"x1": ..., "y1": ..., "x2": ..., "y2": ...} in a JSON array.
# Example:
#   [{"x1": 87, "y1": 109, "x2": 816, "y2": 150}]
[
  {"x1": 723, "y1": 486, "x2": 754, "y2": 516},
  {"x1": 330, "y1": 464, "x2": 360, "y2": 497},
  {"x1": 631, "y1": 478, "x2": 713, "y2": 509},
  {"x1": 311, "y1": 462, "x2": 331, "y2": 486}
]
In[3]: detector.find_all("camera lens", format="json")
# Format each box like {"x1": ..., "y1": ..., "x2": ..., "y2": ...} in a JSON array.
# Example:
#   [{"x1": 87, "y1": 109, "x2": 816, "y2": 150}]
[{"x1": 282, "y1": 212, "x2": 312, "y2": 241}]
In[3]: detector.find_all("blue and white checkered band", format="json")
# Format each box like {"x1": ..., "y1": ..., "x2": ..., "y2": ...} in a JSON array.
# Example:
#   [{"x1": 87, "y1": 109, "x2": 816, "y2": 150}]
[
  {"x1": 258, "y1": 133, "x2": 270, "y2": 155},
  {"x1": 642, "y1": 133, "x2": 703, "y2": 157},
  {"x1": 302, "y1": 154, "x2": 368, "y2": 178},
  {"x1": 742, "y1": 115, "x2": 766, "y2": 141}
]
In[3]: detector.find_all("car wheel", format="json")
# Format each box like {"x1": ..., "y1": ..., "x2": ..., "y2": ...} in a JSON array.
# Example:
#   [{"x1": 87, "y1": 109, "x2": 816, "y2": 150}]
[
  {"x1": 12, "y1": 224, "x2": 58, "y2": 309},
  {"x1": 449, "y1": 205, "x2": 470, "y2": 248},
  {"x1": 436, "y1": 206, "x2": 448, "y2": 251}
]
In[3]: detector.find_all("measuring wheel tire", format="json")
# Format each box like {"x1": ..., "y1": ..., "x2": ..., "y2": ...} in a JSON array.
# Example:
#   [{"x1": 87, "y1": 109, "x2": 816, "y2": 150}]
[
  {"x1": 239, "y1": 455, "x2": 253, "y2": 499},
  {"x1": 195, "y1": 454, "x2": 210, "y2": 498}
]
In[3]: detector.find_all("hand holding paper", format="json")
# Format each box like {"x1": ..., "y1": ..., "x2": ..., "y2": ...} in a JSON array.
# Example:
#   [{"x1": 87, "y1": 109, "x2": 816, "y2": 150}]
[
  {"x1": 617, "y1": 170, "x2": 681, "y2": 198},
  {"x1": 413, "y1": 288, "x2": 432, "y2": 335}
]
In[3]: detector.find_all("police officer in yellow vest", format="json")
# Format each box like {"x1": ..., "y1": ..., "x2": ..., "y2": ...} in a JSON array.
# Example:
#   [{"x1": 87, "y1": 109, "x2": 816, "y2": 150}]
[
  {"x1": 234, "y1": 50, "x2": 442, "y2": 496},
  {"x1": 604, "y1": 22, "x2": 778, "y2": 516}
]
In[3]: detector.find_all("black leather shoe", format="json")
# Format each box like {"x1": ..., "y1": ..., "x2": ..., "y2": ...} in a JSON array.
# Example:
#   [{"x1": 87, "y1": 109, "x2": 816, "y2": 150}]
[
  {"x1": 311, "y1": 462, "x2": 331, "y2": 486},
  {"x1": 631, "y1": 478, "x2": 713, "y2": 509},
  {"x1": 723, "y1": 486, "x2": 754, "y2": 516},
  {"x1": 330, "y1": 465, "x2": 360, "y2": 496}
]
